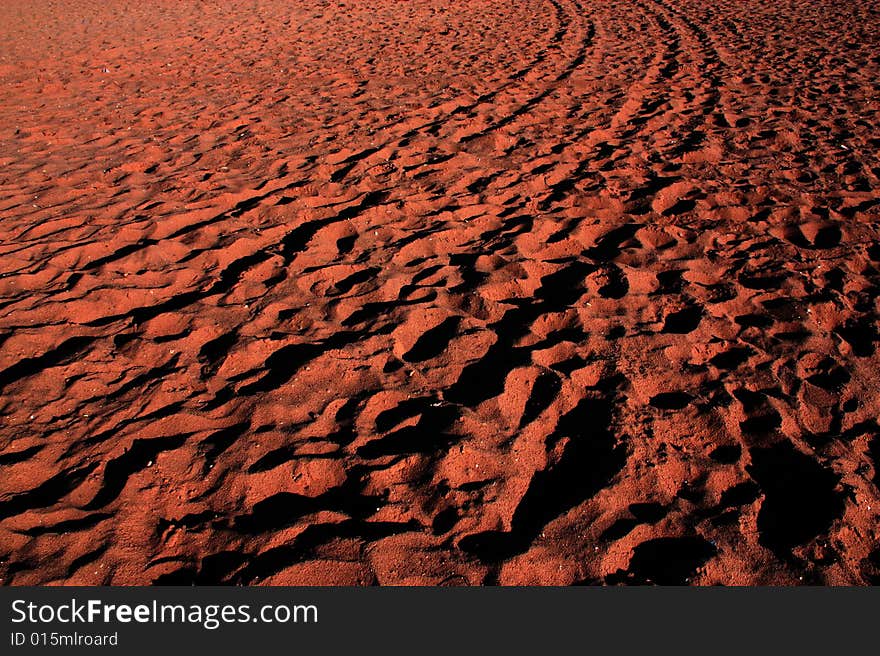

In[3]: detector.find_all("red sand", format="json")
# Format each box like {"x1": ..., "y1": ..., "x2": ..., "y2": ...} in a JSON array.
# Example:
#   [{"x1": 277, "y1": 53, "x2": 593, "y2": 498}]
[{"x1": 1, "y1": 0, "x2": 879, "y2": 585}]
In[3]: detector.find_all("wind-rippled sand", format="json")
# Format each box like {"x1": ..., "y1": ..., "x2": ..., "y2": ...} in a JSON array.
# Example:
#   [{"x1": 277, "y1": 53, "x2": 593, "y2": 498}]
[{"x1": 1, "y1": 0, "x2": 879, "y2": 584}]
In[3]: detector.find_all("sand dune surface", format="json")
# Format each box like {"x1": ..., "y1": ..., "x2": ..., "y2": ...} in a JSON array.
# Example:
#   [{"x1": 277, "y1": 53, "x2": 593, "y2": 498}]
[{"x1": 1, "y1": 0, "x2": 879, "y2": 585}]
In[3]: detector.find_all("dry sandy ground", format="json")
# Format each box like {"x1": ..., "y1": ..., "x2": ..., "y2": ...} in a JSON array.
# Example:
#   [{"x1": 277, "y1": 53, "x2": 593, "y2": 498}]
[{"x1": 1, "y1": 0, "x2": 880, "y2": 585}]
